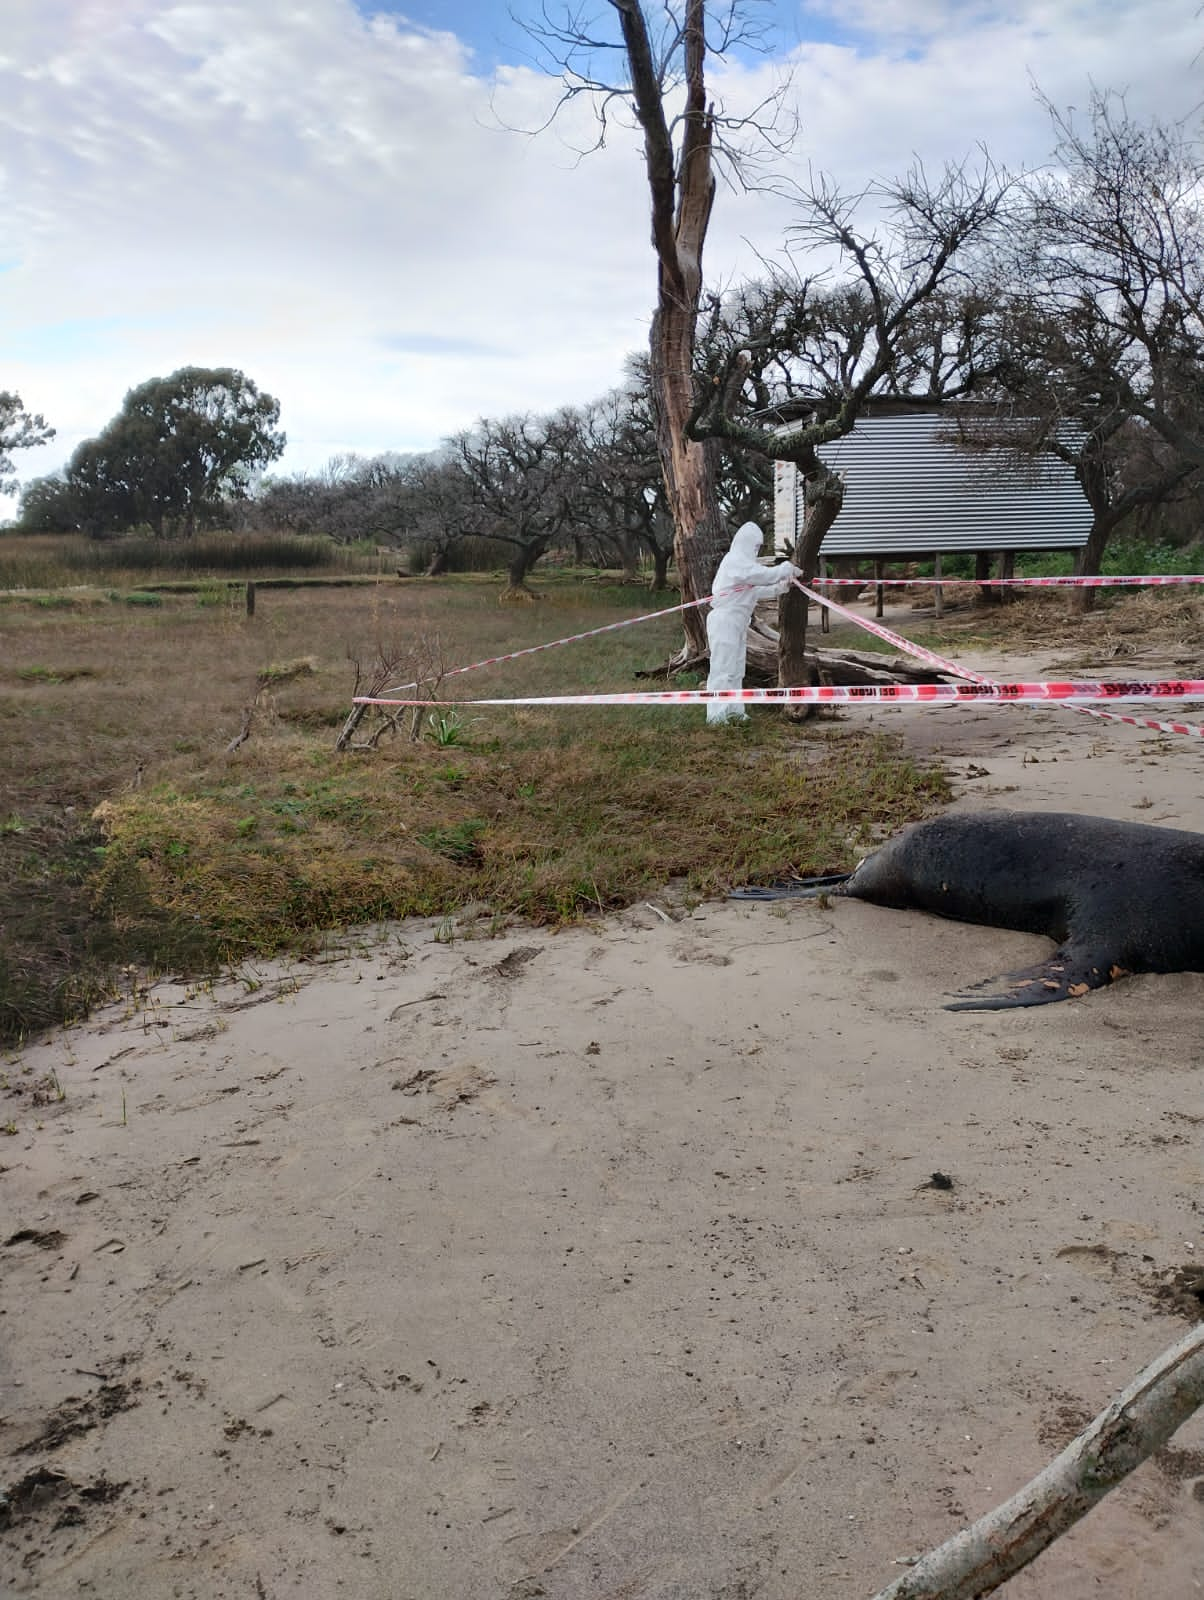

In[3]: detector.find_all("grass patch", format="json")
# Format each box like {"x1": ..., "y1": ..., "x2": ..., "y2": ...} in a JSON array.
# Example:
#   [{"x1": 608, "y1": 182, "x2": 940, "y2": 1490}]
[
  {"x1": 0, "y1": 572, "x2": 952, "y2": 1044},
  {"x1": 13, "y1": 665, "x2": 97, "y2": 685},
  {"x1": 87, "y1": 720, "x2": 947, "y2": 971},
  {"x1": 0, "y1": 531, "x2": 367, "y2": 588}
]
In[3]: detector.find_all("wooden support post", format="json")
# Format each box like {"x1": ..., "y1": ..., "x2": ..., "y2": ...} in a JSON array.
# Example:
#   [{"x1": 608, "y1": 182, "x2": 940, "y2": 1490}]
[
  {"x1": 974, "y1": 550, "x2": 996, "y2": 604},
  {"x1": 1000, "y1": 549, "x2": 1016, "y2": 604},
  {"x1": 874, "y1": 558, "x2": 885, "y2": 618},
  {"x1": 245, "y1": 581, "x2": 256, "y2": 618},
  {"x1": 819, "y1": 556, "x2": 830, "y2": 634},
  {"x1": 933, "y1": 554, "x2": 944, "y2": 619}
]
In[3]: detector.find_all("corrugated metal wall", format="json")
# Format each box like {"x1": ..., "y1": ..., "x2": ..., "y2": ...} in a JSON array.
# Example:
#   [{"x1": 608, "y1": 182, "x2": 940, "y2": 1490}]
[{"x1": 773, "y1": 412, "x2": 1092, "y2": 557}]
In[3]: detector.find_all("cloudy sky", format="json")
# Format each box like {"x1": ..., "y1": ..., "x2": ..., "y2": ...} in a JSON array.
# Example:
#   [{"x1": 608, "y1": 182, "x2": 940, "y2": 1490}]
[{"x1": 2, "y1": 0, "x2": 1202, "y2": 505}]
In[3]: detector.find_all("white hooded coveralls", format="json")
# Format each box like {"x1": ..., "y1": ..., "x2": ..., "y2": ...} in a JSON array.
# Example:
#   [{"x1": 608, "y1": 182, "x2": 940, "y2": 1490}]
[{"x1": 704, "y1": 522, "x2": 800, "y2": 723}]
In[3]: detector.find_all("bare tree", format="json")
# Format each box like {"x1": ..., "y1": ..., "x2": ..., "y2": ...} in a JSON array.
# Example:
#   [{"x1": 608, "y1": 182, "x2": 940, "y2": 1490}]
[
  {"x1": 251, "y1": 451, "x2": 430, "y2": 553},
  {"x1": 574, "y1": 381, "x2": 676, "y2": 585},
  {"x1": 1021, "y1": 91, "x2": 1204, "y2": 471},
  {"x1": 947, "y1": 94, "x2": 1204, "y2": 608},
  {"x1": 689, "y1": 160, "x2": 1007, "y2": 691},
  {"x1": 449, "y1": 411, "x2": 584, "y2": 595},
  {"x1": 525, "y1": 0, "x2": 791, "y2": 653},
  {"x1": 399, "y1": 454, "x2": 479, "y2": 576},
  {"x1": 951, "y1": 294, "x2": 1199, "y2": 611}
]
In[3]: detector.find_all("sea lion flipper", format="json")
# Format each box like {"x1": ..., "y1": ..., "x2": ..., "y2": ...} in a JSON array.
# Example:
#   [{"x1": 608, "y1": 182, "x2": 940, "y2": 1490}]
[
  {"x1": 728, "y1": 873, "x2": 852, "y2": 902},
  {"x1": 943, "y1": 947, "x2": 1113, "y2": 1011}
]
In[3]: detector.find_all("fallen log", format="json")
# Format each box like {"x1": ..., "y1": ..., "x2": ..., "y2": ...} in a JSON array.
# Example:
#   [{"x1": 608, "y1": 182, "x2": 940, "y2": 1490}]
[
  {"x1": 867, "y1": 1320, "x2": 1204, "y2": 1600},
  {"x1": 638, "y1": 641, "x2": 951, "y2": 687}
]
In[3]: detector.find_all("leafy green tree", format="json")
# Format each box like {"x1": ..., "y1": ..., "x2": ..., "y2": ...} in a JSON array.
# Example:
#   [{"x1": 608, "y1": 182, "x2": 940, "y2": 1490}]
[
  {"x1": 15, "y1": 473, "x2": 83, "y2": 534},
  {"x1": 62, "y1": 366, "x2": 285, "y2": 537},
  {"x1": 0, "y1": 391, "x2": 55, "y2": 491}
]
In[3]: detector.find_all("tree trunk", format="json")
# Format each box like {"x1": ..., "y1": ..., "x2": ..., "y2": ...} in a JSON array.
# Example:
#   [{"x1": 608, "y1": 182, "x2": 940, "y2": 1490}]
[
  {"x1": 615, "y1": 0, "x2": 723, "y2": 658},
  {"x1": 1071, "y1": 508, "x2": 1120, "y2": 616},
  {"x1": 776, "y1": 461, "x2": 845, "y2": 717},
  {"x1": 975, "y1": 550, "x2": 1001, "y2": 604},
  {"x1": 652, "y1": 547, "x2": 671, "y2": 590},
  {"x1": 617, "y1": 531, "x2": 641, "y2": 582},
  {"x1": 1067, "y1": 449, "x2": 1118, "y2": 615},
  {"x1": 502, "y1": 541, "x2": 545, "y2": 598},
  {"x1": 425, "y1": 548, "x2": 449, "y2": 577},
  {"x1": 653, "y1": 324, "x2": 728, "y2": 652}
]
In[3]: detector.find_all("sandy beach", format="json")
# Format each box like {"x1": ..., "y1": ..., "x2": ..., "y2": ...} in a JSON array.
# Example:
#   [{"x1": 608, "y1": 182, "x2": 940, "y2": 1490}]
[{"x1": 3, "y1": 628, "x2": 1204, "y2": 1600}]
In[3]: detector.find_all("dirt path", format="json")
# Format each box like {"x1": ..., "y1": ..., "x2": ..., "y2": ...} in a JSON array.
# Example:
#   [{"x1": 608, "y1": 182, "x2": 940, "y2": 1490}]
[{"x1": 3, "y1": 635, "x2": 1203, "y2": 1600}]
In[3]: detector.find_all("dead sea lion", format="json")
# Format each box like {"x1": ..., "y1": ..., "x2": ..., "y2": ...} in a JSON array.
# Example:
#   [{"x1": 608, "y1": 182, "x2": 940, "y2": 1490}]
[{"x1": 831, "y1": 810, "x2": 1204, "y2": 1009}]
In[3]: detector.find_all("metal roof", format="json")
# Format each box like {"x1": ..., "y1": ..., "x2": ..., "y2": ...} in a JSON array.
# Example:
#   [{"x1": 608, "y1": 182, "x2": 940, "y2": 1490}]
[{"x1": 772, "y1": 411, "x2": 1092, "y2": 556}]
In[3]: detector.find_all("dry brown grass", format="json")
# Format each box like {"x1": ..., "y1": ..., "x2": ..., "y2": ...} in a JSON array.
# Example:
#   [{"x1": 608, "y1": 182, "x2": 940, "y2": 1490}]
[{"x1": 897, "y1": 587, "x2": 1204, "y2": 668}]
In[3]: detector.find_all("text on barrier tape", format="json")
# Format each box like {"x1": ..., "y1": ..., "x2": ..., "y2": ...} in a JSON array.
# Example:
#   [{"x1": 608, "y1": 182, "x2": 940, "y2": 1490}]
[{"x1": 356, "y1": 679, "x2": 1204, "y2": 708}]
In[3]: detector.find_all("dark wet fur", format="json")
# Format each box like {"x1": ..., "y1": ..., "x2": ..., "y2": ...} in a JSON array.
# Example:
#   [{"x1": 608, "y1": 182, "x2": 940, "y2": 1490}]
[{"x1": 832, "y1": 811, "x2": 1204, "y2": 1009}]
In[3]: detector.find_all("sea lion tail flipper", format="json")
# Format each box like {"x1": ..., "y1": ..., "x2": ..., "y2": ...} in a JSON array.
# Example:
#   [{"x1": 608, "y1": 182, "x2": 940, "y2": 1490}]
[
  {"x1": 728, "y1": 873, "x2": 852, "y2": 902},
  {"x1": 943, "y1": 947, "x2": 1115, "y2": 1011}
]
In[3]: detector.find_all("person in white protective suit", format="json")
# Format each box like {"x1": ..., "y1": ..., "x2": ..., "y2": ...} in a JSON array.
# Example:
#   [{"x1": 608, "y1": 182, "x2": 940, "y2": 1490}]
[{"x1": 705, "y1": 522, "x2": 801, "y2": 724}]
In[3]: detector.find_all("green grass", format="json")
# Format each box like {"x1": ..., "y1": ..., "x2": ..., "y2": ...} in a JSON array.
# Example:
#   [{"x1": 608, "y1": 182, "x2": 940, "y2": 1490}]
[
  {"x1": 906, "y1": 535, "x2": 1202, "y2": 582},
  {"x1": 13, "y1": 665, "x2": 97, "y2": 685},
  {"x1": 89, "y1": 719, "x2": 948, "y2": 968}
]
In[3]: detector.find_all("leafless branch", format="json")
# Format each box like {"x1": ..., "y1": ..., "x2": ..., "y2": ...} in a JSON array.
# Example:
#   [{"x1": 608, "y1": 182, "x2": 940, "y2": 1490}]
[
  {"x1": 868, "y1": 1321, "x2": 1204, "y2": 1600},
  {"x1": 337, "y1": 634, "x2": 450, "y2": 752}
]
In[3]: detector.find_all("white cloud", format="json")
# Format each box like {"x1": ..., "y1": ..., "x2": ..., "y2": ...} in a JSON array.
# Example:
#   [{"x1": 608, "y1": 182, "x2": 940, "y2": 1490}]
[{"x1": 1, "y1": 0, "x2": 1201, "y2": 503}]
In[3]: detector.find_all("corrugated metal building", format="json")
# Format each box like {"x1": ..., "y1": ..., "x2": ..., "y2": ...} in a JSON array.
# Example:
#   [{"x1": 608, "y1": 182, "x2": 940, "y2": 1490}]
[{"x1": 773, "y1": 408, "x2": 1092, "y2": 560}]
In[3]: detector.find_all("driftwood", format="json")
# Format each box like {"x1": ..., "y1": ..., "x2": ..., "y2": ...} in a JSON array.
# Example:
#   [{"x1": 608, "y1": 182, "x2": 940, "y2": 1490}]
[
  {"x1": 225, "y1": 703, "x2": 256, "y2": 754},
  {"x1": 225, "y1": 659, "x2": 315, "y2": 754},
  {"x1": 639, "y1": 641, "x2": 948, "y2": 687},
  {"x1": 812, "y1": 649, "x2": 947, "y2": 686},
  {"x1": 337, "y1": 636, "x2": 449, "y2": 751},
  {"x1": 643, "y1": 606, "x2": 950, "y2": 688},
  {"x1": 868, "y1": 1320, "x2": 1204, "y2": 1600},
  {"x1": 744, "y1": 614, "x2": 947, "y2": 685}
]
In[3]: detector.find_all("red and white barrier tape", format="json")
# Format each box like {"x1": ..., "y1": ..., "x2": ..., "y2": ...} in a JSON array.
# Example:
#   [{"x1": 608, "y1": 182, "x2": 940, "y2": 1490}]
[
  {"x1": 793, "y1": 578, "x2": 1204, "y2": 740},
  {"x1": 793, "y1": 580, "x2": 980, "y2": 681},
  {"x1": 379, "y1": 576, "x2": 797, "y2": 694},
  {"x1": 809, "y1": 573, "x2": 1204, "y2": 588},
  {"x1": 380, "y1": 592, "x2": 712, "y2": 695},
  {"x1": 378, "y1": 572, "x2": 1199, "y2": 694},
  {"x1": 356, "y1": 679, "x2": 1204, "y2": 714},
  {"x1": 355, "y1": 571, "x2": 1204, "y2": 740}
]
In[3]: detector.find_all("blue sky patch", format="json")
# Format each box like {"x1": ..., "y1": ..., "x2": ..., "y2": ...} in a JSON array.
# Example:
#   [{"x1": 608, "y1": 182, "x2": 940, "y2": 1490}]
[
  {"x1": 6, "y1": 315, "x2": 165, "y2": 364},
  {"x1": 355, "y1": 2, "x2": 853, "y2": 70}
]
